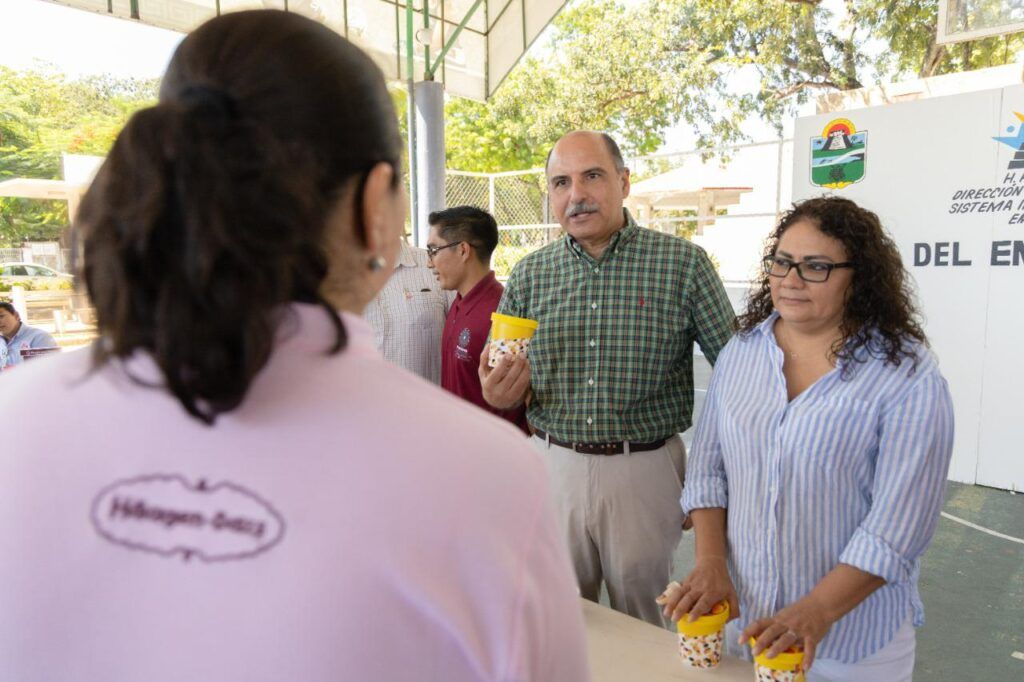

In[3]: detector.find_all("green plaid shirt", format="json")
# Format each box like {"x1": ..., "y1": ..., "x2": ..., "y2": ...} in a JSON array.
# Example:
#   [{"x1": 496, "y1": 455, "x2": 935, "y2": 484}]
[{"x1": 498, "y1": 209, "x2": 735, "y2": 442}]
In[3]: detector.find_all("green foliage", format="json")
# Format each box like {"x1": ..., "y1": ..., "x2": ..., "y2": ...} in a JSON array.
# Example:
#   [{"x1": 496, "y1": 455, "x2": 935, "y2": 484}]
[
  {"x1": 0, "y1": 277, "x2": 73, "y2": 292},
  {"x1": 492, "y1": 245, "x2": 536, "y2": 279},
  {"x1": 447, "y1": 0, "x2": 693, "y2": 171},
  {"x1": 443, "y1": 0, "x2": 1024, "y2": 172},
  {"x1": 861, "y1": 0, "x2": 1024, "y2": 78},
  {"x1": 0, "y1": 66, "x2": 157, "y2": 245}
]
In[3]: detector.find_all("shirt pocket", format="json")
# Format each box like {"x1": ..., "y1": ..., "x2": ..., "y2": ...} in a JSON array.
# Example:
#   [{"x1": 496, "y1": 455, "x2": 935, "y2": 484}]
[{"x1": 404, "y1": 290, "x2": 446, "y2": 330}]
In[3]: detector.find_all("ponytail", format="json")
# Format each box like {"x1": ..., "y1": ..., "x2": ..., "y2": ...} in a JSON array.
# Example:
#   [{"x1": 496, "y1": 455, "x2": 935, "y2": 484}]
[
  {"x1": 77, "y1": 10, "x2": 403, "y2": 424},
  {"x1": 79, "y1": 91, "x2": 345, "y2": 425}
]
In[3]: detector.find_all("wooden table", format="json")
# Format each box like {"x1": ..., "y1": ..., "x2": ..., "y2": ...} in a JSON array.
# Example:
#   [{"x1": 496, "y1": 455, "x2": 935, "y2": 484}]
[{"x1": 583, "y1": 599, "x2": 753, "y2": 681}]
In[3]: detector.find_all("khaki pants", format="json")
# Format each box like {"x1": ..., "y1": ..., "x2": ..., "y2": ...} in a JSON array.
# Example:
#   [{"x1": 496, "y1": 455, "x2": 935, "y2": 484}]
[{"x1": 531, "y1": 434, "x2": 686, "y2": 627}]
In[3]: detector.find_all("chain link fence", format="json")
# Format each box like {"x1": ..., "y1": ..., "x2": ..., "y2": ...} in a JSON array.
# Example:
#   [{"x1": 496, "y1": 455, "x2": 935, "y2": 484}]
[
  {"x1": 446, "y1": 170, "x2": 558, "y2": 279},
  {"x1": 446, "y1": 139, "x2": 793, "y2": 282},
  {"x1": 0, "y1": 245, "x2": 72, "y2": 272}
]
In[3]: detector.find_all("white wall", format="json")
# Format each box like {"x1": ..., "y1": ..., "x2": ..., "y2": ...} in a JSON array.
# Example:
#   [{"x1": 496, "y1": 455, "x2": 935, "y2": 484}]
[{"x1": 793, "y1": 87, "x2": 1024, "y2": 492}]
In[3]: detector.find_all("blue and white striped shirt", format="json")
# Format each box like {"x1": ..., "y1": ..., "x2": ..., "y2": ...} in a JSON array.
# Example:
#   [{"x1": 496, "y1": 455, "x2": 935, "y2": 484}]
[{"x1": 681, "y1": 312, "x2": 954, "y2": 664}]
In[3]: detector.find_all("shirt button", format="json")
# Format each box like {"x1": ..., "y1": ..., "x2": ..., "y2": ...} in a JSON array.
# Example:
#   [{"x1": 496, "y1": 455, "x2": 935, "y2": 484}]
[
  {"x1": 591, "y1": 302, "x2": 597, "y2": 310},
  {"x1": 586, "y1": 417, "x2": 593, "y2": 425},
  {"x1": 588, "y1": 378, "x2": 594, "y2": 386},
  {"x1": 589, "y1": 339, "x2": 596, "y2": 348},
  {"x1": 593, "y1": 267, "x2": 600, "y2": 273}
]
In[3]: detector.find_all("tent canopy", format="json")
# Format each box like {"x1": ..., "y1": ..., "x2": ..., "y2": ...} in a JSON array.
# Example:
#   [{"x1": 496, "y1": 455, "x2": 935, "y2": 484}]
[
  {"x1": 44, "y1": 0, "x2": 567, "y2": 101},
  {"x1": 626, "y1": 163, "x2": 753, "y2": 234}
]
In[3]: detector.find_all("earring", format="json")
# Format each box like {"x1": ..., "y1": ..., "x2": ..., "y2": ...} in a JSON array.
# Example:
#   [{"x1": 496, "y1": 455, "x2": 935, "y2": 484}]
[{"x1": 368, "y1": 255, "x2": 387, "y2": 272}]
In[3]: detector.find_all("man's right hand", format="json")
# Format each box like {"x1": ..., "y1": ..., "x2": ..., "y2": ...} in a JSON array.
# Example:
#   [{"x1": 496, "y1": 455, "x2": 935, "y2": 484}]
[{"x1": 479, "y1": 346, "x2": 532, "y2": 410}]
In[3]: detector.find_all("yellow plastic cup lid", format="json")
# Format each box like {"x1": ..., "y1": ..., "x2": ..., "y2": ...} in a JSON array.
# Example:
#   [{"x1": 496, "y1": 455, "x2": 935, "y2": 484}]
[
  {"x1": 676, "y1": 601, "x2": 730, "y2": 637},
  {"x1": 490, "y1": 312, "x2": 539, "y2": 332},
  {"x1": 750, "y1": 638, "x2": 805, "y2": 671}
]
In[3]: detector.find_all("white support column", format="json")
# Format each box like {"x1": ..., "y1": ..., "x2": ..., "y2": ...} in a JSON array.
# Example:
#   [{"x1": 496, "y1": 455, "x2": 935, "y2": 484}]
[
  {"x1": 413, "y1": 80, "x2": 446, "y2": 247},
  {"x1": 10, "y1": 286, "x2": 28, "y2": 321}
]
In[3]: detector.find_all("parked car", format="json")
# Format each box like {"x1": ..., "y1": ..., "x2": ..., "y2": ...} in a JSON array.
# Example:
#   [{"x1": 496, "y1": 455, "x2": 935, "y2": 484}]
[{"x1": 0, "y1": 262, "x2": 74, "y2": 286}]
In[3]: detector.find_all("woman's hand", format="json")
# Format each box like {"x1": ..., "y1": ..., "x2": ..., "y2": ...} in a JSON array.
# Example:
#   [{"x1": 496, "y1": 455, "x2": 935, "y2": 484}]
[
  {"x1": 740, "y1": 594, "x2": 834, "y2": 671},
  {"x1": 655, "y1": 556, "x2": 740, "y2": 623}
]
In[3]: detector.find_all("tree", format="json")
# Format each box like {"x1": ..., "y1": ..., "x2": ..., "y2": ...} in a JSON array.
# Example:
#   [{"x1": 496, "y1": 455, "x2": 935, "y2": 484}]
[
  {"x1": 442, "y1": 0, "x2": 1024, "y2": 172},
  {"x1": 446, "y1": 0, "x2": 696, "y2": 172},
  {"x1": 664, "y1": 0, "x2": 1024, "y2": 135},
  {"x1": 0, "y1": 66, "x2": 157, "y2": 245}
]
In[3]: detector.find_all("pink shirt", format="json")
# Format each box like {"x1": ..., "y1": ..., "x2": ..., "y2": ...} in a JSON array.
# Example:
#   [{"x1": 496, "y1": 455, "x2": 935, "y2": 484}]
[{"x1": 0, "y1": 305, "x2": 589, "y2": 682}]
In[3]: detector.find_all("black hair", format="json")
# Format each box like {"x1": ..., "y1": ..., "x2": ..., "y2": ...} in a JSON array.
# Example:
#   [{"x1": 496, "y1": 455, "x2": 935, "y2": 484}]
[
  {"x1": 740, "y1": 196, "x2": 927, "y2": 373},
  {"x1": 428, "y1": 206, "x2": 499, "y2": 263},
  {"x1": 76, "y1": 10, "x2": 403, "y2": 424},
  {"x1": 0, "y1": 301, "x2": 18, "y2": 318}
]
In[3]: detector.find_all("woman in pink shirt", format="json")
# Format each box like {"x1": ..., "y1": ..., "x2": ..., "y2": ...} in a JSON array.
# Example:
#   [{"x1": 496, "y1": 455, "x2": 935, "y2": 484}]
[{"x1": 0, "y1": 10, "x2": 588, "y2": 682}]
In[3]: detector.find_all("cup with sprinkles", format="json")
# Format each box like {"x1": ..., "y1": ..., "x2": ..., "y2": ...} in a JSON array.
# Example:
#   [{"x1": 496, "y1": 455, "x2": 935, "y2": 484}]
[
  {"x1": 750, "y1": 638, "x2": 805, "y2": 682},
  {"x1": 676, "y1": 601, "x2": 730, "y2": 670},
  {"x1": 488, "y1": 313, "x2": 539, "y2": 368}
]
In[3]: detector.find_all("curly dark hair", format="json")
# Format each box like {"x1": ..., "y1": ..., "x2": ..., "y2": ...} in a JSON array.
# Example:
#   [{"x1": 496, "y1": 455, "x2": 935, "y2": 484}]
[{"x1": 738, "y1": 196, "x2": 927, "y2": 372}]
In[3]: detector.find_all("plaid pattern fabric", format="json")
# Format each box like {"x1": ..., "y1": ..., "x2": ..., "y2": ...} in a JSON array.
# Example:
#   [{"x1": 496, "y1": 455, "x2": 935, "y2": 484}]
[
  {"x1": 498, "y1": 210, "x2": 735, "y2": 442},
  {"x1": 364, "y1": 241, "x2": 451, "y2": 384}
]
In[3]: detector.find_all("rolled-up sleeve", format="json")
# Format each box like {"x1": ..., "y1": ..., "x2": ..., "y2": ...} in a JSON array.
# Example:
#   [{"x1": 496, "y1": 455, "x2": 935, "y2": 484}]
[
  {"x1": 681, "y1": 342, "x2": 731, "y2": 515},
  {"x1": 838, "y1": 368, "x2": 955, "y2": 584}
]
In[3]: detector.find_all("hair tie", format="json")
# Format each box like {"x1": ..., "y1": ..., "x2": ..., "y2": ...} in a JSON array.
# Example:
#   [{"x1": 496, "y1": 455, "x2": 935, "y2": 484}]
[{"x1": 178, "y1": 84, "x2": 237, "y2": 121}]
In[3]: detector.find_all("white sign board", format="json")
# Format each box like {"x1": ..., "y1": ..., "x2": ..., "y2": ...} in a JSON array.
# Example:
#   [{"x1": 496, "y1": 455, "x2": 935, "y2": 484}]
[{"x1": 793, "y1": 87, "x2": 1024, "y2": 492}]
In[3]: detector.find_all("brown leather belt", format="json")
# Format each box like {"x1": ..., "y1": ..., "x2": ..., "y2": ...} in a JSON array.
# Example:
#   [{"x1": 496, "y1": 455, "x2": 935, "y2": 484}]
[{"x1": 533, "y1": 429, "x2": 668, "y2": 456}]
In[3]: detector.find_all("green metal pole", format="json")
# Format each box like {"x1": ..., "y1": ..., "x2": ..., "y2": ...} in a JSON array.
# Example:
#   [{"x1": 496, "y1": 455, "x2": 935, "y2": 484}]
[
  {"x1": 422, "y1": 0, "x2": 431, "y2": 80},
  {"x1": 406, "y1": 0, "x2": 419, "y2": 243},
  {"x1": 426, "y1": 0, "x2": 485, "y2": 79}
]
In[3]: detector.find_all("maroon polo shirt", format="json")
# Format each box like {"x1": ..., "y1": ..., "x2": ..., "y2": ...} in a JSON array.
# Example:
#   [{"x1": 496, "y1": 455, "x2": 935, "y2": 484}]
[{"x1": 441, "y1": 271, "x2": 530, "y2": 435}]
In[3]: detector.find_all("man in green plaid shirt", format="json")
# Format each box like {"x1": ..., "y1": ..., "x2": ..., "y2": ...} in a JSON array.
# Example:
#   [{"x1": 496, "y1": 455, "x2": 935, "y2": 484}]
[{"x1": 480, "y1": 131, "x2": 735, "y2": 626}]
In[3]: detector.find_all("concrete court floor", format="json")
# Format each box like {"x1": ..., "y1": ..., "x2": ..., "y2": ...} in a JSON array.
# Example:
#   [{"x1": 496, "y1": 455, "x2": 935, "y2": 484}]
[{"x1": 668, "y1": 356, "x2": 1024, "y2": 681}]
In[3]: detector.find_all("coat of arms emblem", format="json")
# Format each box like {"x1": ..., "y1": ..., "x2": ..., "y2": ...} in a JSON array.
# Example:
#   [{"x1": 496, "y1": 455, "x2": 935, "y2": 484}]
[{"x1": 811, "y1": 118, "x2": 867, "y2": 189}]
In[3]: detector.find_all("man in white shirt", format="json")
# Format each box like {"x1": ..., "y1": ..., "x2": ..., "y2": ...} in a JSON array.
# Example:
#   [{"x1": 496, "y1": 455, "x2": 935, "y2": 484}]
[{"x1": 363, "y1": 239, "x2": 450, "y2": 383}]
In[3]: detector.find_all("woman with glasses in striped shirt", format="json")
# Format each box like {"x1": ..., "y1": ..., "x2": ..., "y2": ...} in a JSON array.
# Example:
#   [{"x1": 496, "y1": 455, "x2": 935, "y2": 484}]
[{"x1": 657, "y1": 197, "x2": 954, "y2": 681}]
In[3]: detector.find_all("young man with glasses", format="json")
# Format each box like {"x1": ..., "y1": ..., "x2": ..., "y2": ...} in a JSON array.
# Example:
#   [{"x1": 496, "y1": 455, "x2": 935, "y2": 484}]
[{"x1": 427, "y1": 206, "x2": 529, "y2": 434}]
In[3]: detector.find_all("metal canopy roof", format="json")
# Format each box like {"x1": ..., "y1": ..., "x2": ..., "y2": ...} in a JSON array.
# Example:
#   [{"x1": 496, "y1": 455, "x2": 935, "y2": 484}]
[{"x1": 43, "y1": 1, "x2": 567, "y2": 101}]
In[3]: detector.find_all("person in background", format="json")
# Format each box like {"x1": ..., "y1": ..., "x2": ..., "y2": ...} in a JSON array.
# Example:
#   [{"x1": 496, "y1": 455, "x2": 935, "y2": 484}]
[
  {"x1": 427, "y1": 205, "x2": 529, "y2": 434},
  {"x1": 363, "y1": 238, "x2": 449, "y2": 383},
  {"x1": 0, "y1": 11, "x2": 589, "y2": 681},
  {"x1": 658, "y1": 197, "x2": 954, "y2": 681},
  {"x1": 0, "y1": 301, "x2": 58, "y2": 369},
  {"x1": 480, "y1": 130, "x2": 736, "y2": 626}
]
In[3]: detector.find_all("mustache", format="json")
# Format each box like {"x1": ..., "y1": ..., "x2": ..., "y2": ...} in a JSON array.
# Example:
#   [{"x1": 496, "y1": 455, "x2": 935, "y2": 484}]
[{"x1": 566, "y1": 202, "x2": 600, "y2": 219}]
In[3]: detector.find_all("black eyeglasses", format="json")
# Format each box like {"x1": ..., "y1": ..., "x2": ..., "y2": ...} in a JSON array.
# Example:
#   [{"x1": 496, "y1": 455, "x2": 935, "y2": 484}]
[
  {"x1": 426, "y1": 241, "x2": 462, "y2": 259},
  {"x1": 763, "y1": 255, "x2": 854, "y2": 283}
]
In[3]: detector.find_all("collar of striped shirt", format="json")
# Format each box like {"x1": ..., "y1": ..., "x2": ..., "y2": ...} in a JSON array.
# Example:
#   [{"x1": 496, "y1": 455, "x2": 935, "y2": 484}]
[{"x1": 497, "y1": 208, "x2": 736, "y2": 443}]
